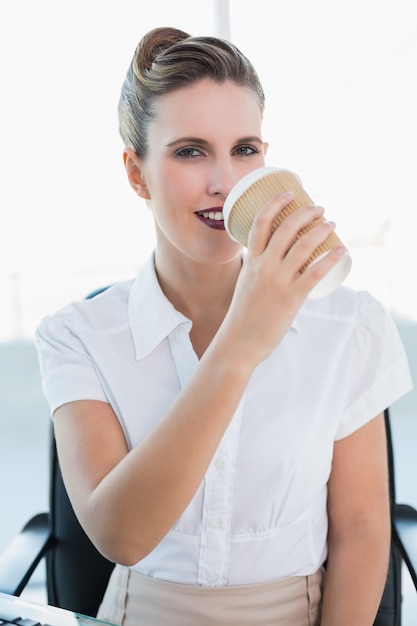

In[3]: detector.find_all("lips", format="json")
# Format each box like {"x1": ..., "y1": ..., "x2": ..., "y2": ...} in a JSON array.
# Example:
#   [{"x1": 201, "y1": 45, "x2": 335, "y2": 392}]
[{"x1": 195, "y1": 209, "x2": 225, "y2": 230}]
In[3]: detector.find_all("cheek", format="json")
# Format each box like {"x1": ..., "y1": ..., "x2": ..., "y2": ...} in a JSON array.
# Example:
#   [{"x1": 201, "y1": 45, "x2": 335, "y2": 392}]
[
  {"x1": 166, "y1": 163, "x2": 203, "y2": 192},
  {"x1": 154, "y1": 167, "x2": 203, "y2": 209}
]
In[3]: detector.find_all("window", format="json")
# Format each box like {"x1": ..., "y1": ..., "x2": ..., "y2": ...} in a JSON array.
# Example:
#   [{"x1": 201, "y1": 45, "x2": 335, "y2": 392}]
[{"x1": 1, "y1": 0, "x2": 416, "y2": 340}]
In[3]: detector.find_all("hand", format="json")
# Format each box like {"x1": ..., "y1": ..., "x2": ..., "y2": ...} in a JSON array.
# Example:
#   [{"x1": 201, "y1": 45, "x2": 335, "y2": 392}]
[{"x1": 221, "y1": 192, "x2": 345, "y2": 365}]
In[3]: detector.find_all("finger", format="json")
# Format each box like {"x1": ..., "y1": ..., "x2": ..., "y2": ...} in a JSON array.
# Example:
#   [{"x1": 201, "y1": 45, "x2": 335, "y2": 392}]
[
  {"x1": 283, "y1": 218, "x2": 337, "y2": 272},
  {"x1": 247, "y1": 191, "x2": 294, "y2": 256},
  {"x1": 266, "y1": 204, "x2": 327, "y2": 259},
  {"x1": 295, "y1": 244, "x2": 347, "y2": 295}
]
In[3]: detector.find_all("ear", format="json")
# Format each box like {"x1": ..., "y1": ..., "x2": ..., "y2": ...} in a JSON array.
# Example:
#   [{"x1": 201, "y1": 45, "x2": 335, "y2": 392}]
[{"x1": 123, "y1": 148, "x2": 151, "y2": 200}]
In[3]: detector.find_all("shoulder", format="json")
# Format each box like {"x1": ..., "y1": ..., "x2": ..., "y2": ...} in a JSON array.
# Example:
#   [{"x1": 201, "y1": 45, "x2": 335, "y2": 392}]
[
  {"x1": 295, "y1": 286, "x2": 405, "y2": 365},
  {"x1": 36, "y1": 279, "x2": 134, "y2": 341},
  {"x1": 298, "y1": 286, "x2": 390, "y2": 331}
]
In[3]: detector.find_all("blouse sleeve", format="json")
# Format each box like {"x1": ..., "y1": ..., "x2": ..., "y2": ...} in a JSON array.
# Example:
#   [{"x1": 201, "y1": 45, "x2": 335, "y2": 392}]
[
  {"x1": 35, "y1": 311, "x2": 108, "y2": 416},
  {"x1": 335, "y1": 290, "x2": 413, "y2": 440}
]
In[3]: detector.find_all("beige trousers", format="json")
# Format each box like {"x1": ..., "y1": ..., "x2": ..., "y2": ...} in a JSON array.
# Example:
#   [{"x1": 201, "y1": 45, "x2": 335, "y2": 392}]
[{"x1": 97, "y1": 564, "x2": 324, "y2": 626}]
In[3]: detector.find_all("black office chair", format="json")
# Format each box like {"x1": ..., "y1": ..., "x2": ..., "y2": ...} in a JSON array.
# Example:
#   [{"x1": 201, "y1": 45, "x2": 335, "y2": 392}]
[
  {"x1": 377, "y1": 408, "x2": 417, "y2": 625},
  {"x1": 0, "y1": 428, "x2": 115, "y2": 617},
  {"x1": 0, "y1": 295, "x2": 416, "y2": 626},
  {"x1": 0, "y1": 285, "x2": 115, "y2": 618}
]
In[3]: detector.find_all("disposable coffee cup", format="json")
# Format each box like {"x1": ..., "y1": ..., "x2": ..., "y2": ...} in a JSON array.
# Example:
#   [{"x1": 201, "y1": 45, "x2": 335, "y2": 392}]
[{"x1": 223, "y1": 166, "x2": 352, "y2": 299}]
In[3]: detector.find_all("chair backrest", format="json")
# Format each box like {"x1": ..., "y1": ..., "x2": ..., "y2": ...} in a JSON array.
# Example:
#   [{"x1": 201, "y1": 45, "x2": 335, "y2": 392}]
[
  {"x1": 46, "y1": 427, "x2": 115, "y2": 617},
  {"x1": 46, "y1": 409, "x2": 403, "y2": 623},
  {"x1": 373, "y1": 408, "x2": 402, "y2": 626}
]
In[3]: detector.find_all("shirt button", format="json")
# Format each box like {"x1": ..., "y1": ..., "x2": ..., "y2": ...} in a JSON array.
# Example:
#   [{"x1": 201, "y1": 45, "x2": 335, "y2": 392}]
[
  {"x1": 214, "y1": 458, "x2": 225, "y2": 470},
  {"x1": 206, "y1": 573, "x2": 219, "y2": 584},
  {"x1": 208, "y1": 515, "x2": 223, "y2": 529}
]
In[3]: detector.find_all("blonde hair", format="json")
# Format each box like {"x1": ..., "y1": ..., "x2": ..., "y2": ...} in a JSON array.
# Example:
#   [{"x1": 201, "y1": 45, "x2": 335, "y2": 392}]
[{"x1": 119, "y1": 26, "x2": 265, "y2": 158}]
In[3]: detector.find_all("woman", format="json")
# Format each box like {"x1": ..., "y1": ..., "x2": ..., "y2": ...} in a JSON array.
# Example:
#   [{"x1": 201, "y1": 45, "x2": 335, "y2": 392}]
[{"x1": 36, "y1": 27, "x2": 412, "y2": 625}]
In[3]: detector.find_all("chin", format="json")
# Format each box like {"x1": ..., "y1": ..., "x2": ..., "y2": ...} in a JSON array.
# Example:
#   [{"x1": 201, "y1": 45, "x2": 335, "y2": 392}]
[{"x1": 194, "y1": 242, "x2": 243, "y2": 266}]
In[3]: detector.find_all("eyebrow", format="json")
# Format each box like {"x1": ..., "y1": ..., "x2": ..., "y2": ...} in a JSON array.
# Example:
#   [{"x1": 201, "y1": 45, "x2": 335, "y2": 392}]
[{"x1": 166, "y1": 135, "x2": 264, "y2": 148}]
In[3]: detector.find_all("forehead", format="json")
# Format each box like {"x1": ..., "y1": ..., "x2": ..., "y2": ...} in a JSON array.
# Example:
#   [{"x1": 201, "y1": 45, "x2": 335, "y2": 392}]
[{"x1": 150, "y1": 79, "x2": 263, "y2": 141}]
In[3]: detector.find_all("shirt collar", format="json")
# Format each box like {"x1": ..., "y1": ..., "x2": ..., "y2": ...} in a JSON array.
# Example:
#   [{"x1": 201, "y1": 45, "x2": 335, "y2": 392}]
[
  {"x1": 129, "y1": 255, "x2": 192, "y2": 360},
  {"x1": 129, "y1": 253, "x2": 299, "y2": 360}
]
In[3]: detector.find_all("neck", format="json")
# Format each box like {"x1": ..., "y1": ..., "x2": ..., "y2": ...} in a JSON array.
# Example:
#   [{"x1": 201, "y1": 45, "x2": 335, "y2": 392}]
[{"x1": 154, "y1": 251, "x2": 242, "y2": 322}]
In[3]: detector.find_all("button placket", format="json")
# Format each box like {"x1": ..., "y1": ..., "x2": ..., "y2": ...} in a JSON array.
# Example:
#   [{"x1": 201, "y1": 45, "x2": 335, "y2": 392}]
[
  {"x1": 198, "y1": 402, "x2": 244, "y2": 586},
  {"x1": 169, "y1": 322, "x2": 244, "y2": 587}
]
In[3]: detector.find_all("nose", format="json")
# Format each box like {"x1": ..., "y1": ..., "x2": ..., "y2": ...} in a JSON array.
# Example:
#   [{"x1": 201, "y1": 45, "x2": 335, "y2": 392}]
[{"x1": 207, "y1": 160, "x2": 238, "y2": 198}]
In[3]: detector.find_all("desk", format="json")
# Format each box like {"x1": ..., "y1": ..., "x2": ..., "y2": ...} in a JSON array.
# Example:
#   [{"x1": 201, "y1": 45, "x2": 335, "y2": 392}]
[{"x1": 0, "y1": 591, "x2": 116, "y2": 625}]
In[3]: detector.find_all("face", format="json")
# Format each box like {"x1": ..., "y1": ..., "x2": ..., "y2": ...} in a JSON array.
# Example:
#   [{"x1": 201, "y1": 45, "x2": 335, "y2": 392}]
[{"x1": 130, "y1": 78, "x2": 268, "y2": 267}]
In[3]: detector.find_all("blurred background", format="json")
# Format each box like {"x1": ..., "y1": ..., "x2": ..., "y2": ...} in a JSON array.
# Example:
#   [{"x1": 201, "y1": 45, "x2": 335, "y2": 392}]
[{"x1": 1, "y1": 0, "x2": 416, "y2": 621}]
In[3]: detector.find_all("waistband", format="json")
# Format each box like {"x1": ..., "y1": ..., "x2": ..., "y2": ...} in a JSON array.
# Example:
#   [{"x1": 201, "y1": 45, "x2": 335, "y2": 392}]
[{"x1": 97, "y1": 565, "x2": 324, "y2": 625}]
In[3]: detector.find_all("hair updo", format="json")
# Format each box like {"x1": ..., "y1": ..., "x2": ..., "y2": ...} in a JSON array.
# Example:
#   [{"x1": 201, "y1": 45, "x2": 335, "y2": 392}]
[{"x1": 118, "y1": 26, "x2": 265, "y2": 158}]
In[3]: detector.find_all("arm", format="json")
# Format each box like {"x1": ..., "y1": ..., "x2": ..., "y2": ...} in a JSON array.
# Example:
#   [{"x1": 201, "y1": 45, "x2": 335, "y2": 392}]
[
  {"x1": 321, "y1": 413, "x2": 391, "y2": 626},
  {"x1": 53, "y1": 195, "x2": 343, "y2": 566}
]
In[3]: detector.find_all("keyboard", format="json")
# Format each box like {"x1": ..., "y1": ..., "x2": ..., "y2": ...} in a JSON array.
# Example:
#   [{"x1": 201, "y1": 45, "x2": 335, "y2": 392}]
[{"x1": 0, "y1": 592, "x2": 115, "y2": 626}]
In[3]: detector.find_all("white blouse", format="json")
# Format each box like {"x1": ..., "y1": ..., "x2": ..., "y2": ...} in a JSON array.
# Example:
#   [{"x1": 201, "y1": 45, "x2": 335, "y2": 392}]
[{"x1": 35, "y1": 255, "x2": 412, "y2": 586}]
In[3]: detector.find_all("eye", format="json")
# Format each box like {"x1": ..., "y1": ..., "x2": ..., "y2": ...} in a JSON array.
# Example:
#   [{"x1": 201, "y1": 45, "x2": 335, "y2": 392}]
[
  {"x1": 233, "y1": 144, "x2": 259, "y2": 157},
  {"x1": 175, "y1": 146, "x2": 204, "y2": 159}
]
